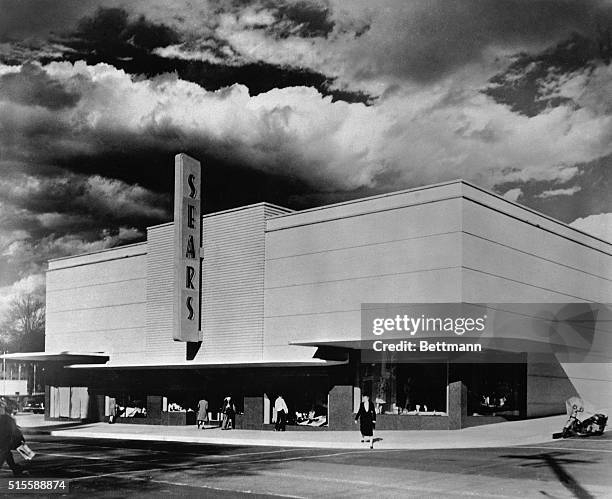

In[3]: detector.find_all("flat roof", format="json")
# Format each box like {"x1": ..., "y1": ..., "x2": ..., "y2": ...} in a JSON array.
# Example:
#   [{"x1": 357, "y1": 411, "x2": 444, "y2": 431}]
[
  {"x1": 48, "y1": 241, "x2": 146, "y2": 264},
  {"x1": 47, "y1": 242, "x2": 147, "y2": 271},
  {"x1": 265, "y1": 179, "x2": 611, "y2": 255}
]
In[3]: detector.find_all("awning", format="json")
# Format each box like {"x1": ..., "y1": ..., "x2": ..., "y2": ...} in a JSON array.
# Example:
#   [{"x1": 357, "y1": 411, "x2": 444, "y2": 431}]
[
  {"x1": 66, "y1": 359, "x2": 347, "y2": 370},
  {"x1": 0, "y1": 351, "x2": 109, "y2": 364},
  {"x1": 291, "y1": 339, "x2": 365, "y2": 349}
]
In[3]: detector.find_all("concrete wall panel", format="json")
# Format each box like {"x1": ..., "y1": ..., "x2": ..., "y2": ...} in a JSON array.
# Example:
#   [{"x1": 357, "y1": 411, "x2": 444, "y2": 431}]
[
  {"x1": 266, "y1": 232, "x2": 462, "y2": 289},
  {"x1": 45, "y1": 250, "x2": 147, "y2": 358},
  {"x1": 463, "y1": 234, "x2": 611, "y2": 302},
  {"x1": 462, "y1": 201, "x2": 611, "y2": 281},
  {"x1": 266, "y1": 199, "x2": 463, "y2": 260}
]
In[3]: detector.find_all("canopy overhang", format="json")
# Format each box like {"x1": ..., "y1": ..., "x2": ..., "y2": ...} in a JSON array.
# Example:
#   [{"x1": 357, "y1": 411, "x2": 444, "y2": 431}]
[
  {"x1": 0, "y1": 351, "x2": 109, "y2": 364},
  {"x1": 66, "y1": 359, "x2": 347, "y2": 370}
]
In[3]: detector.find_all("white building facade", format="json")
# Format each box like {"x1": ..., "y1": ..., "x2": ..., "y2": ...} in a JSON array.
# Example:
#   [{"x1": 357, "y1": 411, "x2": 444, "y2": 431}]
[{"x1": 37, "y1": 176, "x2": 611, "y2": 429}]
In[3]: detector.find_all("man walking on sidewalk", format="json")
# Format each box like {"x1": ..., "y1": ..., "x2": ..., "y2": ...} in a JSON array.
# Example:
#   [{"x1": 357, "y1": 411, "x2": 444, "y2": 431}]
[{"x1": 274, "y1": 395, "x2": 288, "y2": 431}]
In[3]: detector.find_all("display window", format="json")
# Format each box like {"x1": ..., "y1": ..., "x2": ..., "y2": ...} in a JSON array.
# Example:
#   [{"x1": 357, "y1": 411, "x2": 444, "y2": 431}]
[{"x1": 360, "y1": 363, "x2": 448, "y2": 415}]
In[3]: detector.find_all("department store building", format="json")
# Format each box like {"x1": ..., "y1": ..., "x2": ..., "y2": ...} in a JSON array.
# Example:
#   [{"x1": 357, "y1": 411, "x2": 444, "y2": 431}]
[{"x1": 9, "y1": 154, "x2": 611, "y2": 430}]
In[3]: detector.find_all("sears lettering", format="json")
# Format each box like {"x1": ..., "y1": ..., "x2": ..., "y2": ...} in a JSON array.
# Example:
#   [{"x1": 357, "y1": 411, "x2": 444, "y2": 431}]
[
  {"x1": 186, "y1": 266, "x2": 195, "y2": 289},
  {"x1": 186, "y1": 296, "x2": 194, "y2": 320},
  {"x1": 187, "y1": 204, "x2": 196, "y2": 228},
  {"x1": 185, "y1": 234, "x2": 196, "y2": 259},
  {"x1": 188, "y1": 174, "x2": 197, "y2": 198}
]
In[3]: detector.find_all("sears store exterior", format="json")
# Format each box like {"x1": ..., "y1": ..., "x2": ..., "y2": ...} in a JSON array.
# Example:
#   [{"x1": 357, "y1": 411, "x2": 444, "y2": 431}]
[{"x1": 14, "y1": 155, "x2": 611, "y2": 430}]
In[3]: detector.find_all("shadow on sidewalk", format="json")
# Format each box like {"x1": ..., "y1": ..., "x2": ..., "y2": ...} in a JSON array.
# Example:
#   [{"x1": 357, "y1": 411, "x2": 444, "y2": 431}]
[{"x1": 22, "y1": 421, "x2": 93, "y2": 434}]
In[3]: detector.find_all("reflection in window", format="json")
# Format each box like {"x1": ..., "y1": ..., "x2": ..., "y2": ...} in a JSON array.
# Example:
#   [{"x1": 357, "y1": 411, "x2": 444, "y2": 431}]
[
  {"x1": 267, "y1": 377, "x2": 329, "y2": 427},
  {"x1": 360, "y1": 363, "x2": 448, "y2": 415},
  {"x1": 450, "y1": 363, "x2": 526, "y2": 417},
  {"x1": 115, "y1": 393, "x2": 147, "y2": 418}
]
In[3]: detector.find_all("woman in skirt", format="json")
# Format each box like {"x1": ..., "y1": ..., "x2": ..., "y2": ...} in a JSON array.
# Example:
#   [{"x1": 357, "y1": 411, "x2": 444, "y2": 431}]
[{"x1": 355, "y1": 394, "x2": 376, "y2": 448}]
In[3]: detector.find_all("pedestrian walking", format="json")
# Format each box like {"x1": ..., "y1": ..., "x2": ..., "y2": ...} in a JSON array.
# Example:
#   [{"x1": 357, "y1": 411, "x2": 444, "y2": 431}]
[
  {"x1": 196, "y1": 398, "x2": 209, "y2": 429},
  {"x1": 274, "y1": 395, "x2": 288, "y2": 431},
  {"x1": 221, "y1": 396, "x2": 235, "y2": 430},
  {"x1": 0, "y1": 401, "x2": 28, "y2": 476},
  {"x1": 108, "y1": 397, "x2": 117, "y2": 424},
  {"x1": 355, "y1": 394, "x2": 376, "y2": 448}
]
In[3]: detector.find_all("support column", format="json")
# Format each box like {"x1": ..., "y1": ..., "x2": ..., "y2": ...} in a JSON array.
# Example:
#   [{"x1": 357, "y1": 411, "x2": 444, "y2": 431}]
[
  {"x1": 85, "y1": 391, "x2": 105, "y2": 422},
  {"x1": 448, "y1": 381, "x2": 467, "y2": 430},
  {"x1": 328, "y1": 385, "x2": 354, "y2": 430},
  {"x1": 243, "y1": 396, "x2": 264, "y2": 429},
  {"x1": 147, "y1": 395, "x2": 163, "y2": 424},
  {"x1": 44, "y1": 385, "x2": 50, "y2": 420}
]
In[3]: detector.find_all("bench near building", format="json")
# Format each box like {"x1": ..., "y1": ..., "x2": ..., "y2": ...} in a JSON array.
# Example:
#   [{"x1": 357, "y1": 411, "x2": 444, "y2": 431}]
[{"x1": 11, "y1": 155, "x2": 611, "y2": 430}]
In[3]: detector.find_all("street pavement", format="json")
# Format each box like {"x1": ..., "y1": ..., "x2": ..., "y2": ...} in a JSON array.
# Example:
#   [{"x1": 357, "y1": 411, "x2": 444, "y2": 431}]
[{"x1": 0, "y1": 434, "x2": 610, "y2": 498}]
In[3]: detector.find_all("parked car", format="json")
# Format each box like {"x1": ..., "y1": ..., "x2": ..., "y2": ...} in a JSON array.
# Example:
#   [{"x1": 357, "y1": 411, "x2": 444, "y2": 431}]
[{"x1": 22, "y1": 396, "x2": 44, "y2": 414}]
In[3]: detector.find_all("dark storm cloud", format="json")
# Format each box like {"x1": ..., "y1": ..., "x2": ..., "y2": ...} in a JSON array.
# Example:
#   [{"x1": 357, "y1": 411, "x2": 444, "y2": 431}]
[
  {"x1": 0, "y1": 62, "x2": 81, "y2": 110},
  {"x1": 0, "y1": 61, "x2": 315, "y2": 213},
  {"x1": 73, "y1": 7, "x2": 180, "y2": 52},
  {"x1": 485, "y1": 33, "x2": 612, "y2": 116},
  {"x1": 495, "y1": 153, "x2": 612, "y2": 223},
  {"x1": 53, "y1": 149, "x2": 312, "y2": 214},
  {"x1": 341, "y1": 0, "x2": 612, "y2": 85},
  {"x1": 0, "y1": 0, "x2": 100, "y2": 41},
  {"x1": 272, "y1": 1, "x2": 335, "y2": 38},
  {"x1": 2, "y1": 0, "x2": 611, "y2": 90},
  {"x1": 0, "y1": 2, "x2": 610, "y2": 229},
  {"x1": 0, "y1": 171, "x2": 169, "y2": 225},
  {"x1": 51, "y1": 7, "x2": 369, "y2": 103},
  {"x1": 0, "y1": 167, "x2": 169, "y2": 289}
]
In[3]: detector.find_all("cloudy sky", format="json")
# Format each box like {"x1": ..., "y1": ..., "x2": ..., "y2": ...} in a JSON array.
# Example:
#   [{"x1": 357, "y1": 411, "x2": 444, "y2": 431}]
[{"x1": 1, "y1": 0, "x2": 611, "y2": 316}]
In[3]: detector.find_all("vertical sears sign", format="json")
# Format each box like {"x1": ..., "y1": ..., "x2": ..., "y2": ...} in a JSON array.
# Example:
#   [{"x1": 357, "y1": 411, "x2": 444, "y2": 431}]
[{"x1": 173, "y1": 154, "x2": 203, "y2": 342}]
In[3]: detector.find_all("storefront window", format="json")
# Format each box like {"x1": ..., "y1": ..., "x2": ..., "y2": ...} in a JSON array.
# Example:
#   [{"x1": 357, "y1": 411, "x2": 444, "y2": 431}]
[
  {"x1": 288, "y1": 388, "x2": 328, "y2": 426},
  {"x1": 267, "y1": 376, "x2": 329, "y2": 427},
  {"x1": 450, "y1": 363, "x2": 526, "y2": 417},
  {"x1": 115, "y1": 393, "x2": 147, "y2": 418},
  {"x1": 360, "y1": 363, "x2": 448, "y2": 414}
]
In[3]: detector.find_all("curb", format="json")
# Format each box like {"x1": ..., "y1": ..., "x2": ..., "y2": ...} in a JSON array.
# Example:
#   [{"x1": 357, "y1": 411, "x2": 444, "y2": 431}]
[{"x1": 48, "y1": 429, "x2": 554, "y2": 450}]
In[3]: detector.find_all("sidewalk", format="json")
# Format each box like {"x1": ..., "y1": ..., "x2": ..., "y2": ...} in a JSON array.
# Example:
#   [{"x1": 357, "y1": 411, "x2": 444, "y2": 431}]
[
  {"x1": 16, "y1": 413, "x2": 87, "y2": 434},
  {"x1": 44, "y1": 415, "x2": 565, "y2": 450}
]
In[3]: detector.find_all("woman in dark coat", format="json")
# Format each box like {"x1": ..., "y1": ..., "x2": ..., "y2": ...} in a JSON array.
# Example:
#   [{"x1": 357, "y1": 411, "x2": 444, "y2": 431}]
[
  {"x1": 221, "y1": 396, "x2": 235, "y2": 430},
  {"x1": 355, "y1": 394, "x2": 376, "y2": 448}
]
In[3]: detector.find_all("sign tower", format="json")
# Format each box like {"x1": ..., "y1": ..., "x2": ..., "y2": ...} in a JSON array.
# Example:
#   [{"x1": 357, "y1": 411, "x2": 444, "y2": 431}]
[{"x1": 173, "y1": 153, "x2": 203, "y2": 343}]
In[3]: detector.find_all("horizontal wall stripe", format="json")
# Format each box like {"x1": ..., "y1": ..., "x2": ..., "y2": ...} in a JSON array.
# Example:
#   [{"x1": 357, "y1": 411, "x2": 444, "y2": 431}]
[
  {"x1": 48, "y1": 299, "x2": 147, "y2": 313},
  {"x1": 264, "y1": 265, "x2": 460, "y2": 290},
  {"x1": 45, "y1": 326, "x2": 146, "y2": 335},
  {"x1": 462, "y1": 267, "x2": 598, "y2": 302},
  {"x1": 46, "y1": 277, "x2": 147, "y2": 293},
  {"x1": 265, "y1": 230, "x2": 461, "y2": 262},
  {"x1": 463, "y1": 231, "x2": 612, "y2": 282}
]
